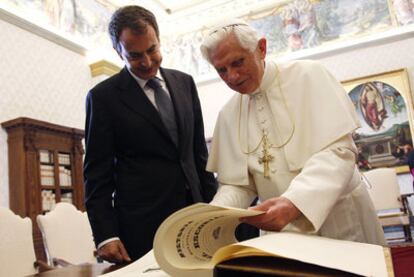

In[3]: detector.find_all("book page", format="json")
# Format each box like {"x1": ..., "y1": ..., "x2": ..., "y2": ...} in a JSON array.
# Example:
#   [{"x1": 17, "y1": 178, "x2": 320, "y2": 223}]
[
  {"x1": 213, "y1": 232, "x2": 389, "y2": 277},
  {"x1": 153, "y1": 203, "x2": 263, "y2": 277},
  {"x1": 154, "y1": 203, "x2": 389, "y2": 277}
]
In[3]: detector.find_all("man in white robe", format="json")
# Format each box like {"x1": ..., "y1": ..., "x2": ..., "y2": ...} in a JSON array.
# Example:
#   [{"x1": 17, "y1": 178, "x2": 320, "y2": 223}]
[{"x1": 200, "y1": 19, "x2": 385, "y2": 245}]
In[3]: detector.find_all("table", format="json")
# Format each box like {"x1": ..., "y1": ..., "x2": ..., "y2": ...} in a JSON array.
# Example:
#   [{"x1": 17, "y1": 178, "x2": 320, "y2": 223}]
[
  {"x1": 390, "y1": 244, "x2": 414, "y2": 277},
  {"x1": 28, "y1": 263, "x2": 124, "y2": 277},
  {"x1": 29, "y1": 245, "x2": 414, "y2": 277}
]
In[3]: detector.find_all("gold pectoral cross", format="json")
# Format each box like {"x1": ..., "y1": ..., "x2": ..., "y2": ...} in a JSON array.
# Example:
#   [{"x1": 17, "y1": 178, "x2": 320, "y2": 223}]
[{"x1": 258, "y1": 131, "x2": 274, "y2": 178}]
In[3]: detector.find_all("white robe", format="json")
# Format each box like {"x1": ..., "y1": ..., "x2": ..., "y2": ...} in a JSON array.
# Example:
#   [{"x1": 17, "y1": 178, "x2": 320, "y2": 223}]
[{"x1": 207, "y1": 60, "x2": 385, "y2": 245}]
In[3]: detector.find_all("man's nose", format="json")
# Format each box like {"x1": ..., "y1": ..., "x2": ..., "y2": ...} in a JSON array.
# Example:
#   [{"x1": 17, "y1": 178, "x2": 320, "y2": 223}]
[
  {"x1": 140, "y1": 54, "x2": 152, "y2": 68},
  {"x1": 227, "y1": 68, "x2": 239, "y2": 82}
]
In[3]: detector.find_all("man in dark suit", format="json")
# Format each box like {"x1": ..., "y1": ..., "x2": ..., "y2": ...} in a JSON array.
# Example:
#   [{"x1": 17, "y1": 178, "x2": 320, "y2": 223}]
[{"x1": 84, "y1": 5, "x2": 217, "y2": 263}]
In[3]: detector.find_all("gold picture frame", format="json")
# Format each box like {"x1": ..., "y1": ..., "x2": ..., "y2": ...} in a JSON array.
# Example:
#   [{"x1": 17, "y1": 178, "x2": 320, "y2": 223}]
[{"x1": 342, "y1": 69, "x2": 414, "y2": 174}]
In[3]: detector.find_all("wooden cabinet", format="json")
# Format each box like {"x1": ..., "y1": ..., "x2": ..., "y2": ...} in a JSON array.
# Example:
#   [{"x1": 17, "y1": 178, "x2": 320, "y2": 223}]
[{"x1": 1, "y1": 117, "x2": 85, "y2": 261}]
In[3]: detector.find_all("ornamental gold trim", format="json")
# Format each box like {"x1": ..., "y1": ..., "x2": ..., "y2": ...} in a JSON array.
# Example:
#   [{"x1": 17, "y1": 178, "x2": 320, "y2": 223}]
[{"x1": 89, "y1": 60, "x2": 120, "y2": 77}]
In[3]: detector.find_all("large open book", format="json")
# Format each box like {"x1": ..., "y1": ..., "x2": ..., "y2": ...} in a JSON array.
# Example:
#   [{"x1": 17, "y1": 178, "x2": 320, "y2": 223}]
[{"x1": 102, "y1": 203, "x2": 392, "y2": 277}]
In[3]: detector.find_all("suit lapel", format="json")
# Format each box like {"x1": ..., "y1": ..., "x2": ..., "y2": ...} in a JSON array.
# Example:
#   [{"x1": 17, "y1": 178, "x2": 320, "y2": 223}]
[{"x1": 118, "y1": 68, "x2": 173, "y2": 143}]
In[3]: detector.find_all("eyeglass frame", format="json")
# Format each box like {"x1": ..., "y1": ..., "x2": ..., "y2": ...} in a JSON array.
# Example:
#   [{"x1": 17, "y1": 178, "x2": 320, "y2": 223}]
[{"x1": 208, "y1": 23, "x2": 249, "y2": 36}]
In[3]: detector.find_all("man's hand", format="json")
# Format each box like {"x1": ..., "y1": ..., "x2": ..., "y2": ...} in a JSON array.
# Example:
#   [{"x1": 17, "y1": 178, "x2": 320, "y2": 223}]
[
  {"x1": 240, "y1": 197, "x2": 301, "y2": 231},
  {"x1": 97, "y1": 240, "x2": 131, "y2": 264}
]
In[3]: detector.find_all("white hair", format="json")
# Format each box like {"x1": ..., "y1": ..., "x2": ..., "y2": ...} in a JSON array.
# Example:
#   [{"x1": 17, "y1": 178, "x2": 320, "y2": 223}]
[{"x1": 200, "y1": 18, "x2": 260, "y2": 63}]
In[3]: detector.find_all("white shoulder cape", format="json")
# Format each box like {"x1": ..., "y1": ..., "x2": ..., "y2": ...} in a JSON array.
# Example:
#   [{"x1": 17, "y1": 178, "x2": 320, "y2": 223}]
[{"x1": 207, "y1": 60, "x2": 360, "y2": 185}]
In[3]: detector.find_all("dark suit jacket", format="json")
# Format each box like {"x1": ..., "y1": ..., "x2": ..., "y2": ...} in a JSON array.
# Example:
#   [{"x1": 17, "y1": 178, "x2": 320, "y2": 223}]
[{"x1": 84, "y1": 67, "x2": 217, "y2": 260}]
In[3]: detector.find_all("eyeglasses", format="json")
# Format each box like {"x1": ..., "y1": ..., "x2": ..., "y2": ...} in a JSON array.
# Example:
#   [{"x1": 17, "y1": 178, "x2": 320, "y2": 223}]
[{"x1": 208, "y1": 23, "x2": 248, "y2": 36}]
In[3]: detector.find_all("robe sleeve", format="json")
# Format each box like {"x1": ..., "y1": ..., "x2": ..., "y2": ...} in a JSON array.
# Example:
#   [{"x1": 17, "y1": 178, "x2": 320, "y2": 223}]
[
  {"x1": 206, "y1": 95, "x2": 250, "y2": 186},
  {"x1": 210, "y1": 174, "x2": 257, "y2": 209},
  {"x1": 282, "y1": 134, "x2": 359, "y2": 232}
]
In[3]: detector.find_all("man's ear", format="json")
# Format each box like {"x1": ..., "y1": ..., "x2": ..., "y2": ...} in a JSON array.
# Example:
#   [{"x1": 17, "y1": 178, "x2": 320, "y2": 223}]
[{"x1": 258, "y1": 38, "x2": 267, "y2": 59}]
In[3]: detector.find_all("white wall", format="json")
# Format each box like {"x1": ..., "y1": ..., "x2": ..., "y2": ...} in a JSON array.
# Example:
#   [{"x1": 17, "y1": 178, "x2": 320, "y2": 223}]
[
  {"x1": 197, "y1": 81, "x2": 235, "y2": 138},
  {"x1": 0, "y1": 18, "x2": 92, "y2": 207}
]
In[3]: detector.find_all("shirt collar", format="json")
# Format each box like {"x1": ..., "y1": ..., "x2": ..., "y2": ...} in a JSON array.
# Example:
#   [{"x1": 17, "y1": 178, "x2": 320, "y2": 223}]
[
  {"x1": 259, "y1": 60, "x2": 273, "y2": 93},
  {"x1": 127, "y1": 68, "x2": 164, "y2": 89},
  {"x1": 249, "y1": 61, "x2": 267, "y2": 98}
]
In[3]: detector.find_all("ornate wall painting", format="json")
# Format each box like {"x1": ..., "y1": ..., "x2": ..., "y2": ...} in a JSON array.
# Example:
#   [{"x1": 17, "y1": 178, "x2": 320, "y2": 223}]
[
  {"x1": 164, "y1": 0, "x2": 399, "y2": 82},
  {"x1": 2, "y1": 0, "x2": 413, "y2": 83},
  {"x1": 250, "y1": 0, "x2": 393, "y2": 55},
  {"x1": 162, "y1": 30, "x2": 214, "y2": 82},
  {"x1": 249, "y1": 13, "x2": 288, "y2": 55},
  {"x1": 1, "y1": 0, "x2": 115, "y2": 48},
  {"x1": 342, "y1": 69, "x2": 414, "y2": 173},
  {"x1": 390, "y1": 0, "x2": 414, "y2": 26}
]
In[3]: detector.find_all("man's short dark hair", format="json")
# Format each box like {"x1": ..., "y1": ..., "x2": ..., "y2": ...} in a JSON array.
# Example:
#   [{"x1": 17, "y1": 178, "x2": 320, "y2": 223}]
[{"x1": 108, "y1": 5, "x2": 159, "y2": 52}]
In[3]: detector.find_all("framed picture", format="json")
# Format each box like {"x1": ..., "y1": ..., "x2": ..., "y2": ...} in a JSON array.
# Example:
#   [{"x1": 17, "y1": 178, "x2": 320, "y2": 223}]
[{"x1": 342, "y1": 69, "x2": 414, "y2": 173}]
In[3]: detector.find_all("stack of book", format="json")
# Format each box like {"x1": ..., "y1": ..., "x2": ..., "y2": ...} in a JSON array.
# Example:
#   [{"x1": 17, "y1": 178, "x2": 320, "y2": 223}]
[
  {"x1": 58, "y1": 153, "x2": 70, "y2": 165},
  {"x1": 39, "y1": 150, "x2": 52, "y2": 163},
  {"x1": 60, "y1": 192, "x2": 73, "y2": 204},
  {"x1": 41, "y1": 190, "x2": 56, "y2": 211},
  {"x1": 40, "y1": 165, "x2": 54, "y2": 186},
  {"x1": 59, "y1": 166, "x2": 72, "y2": 187}
]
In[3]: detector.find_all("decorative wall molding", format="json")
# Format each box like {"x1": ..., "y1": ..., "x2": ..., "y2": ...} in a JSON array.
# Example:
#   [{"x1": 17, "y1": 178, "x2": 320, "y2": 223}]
[
  {"x1": 161, "y1": 0, "x2": 287, "y2": 35},
  {"x1": 89, "y1": 60, "x2": 121, "y2": 77},
  {"x1": 0, "y1": 7, "x2": 87, "y2": 55},
  {"x1": 196, "y1": 24, "x2": 414, "y2": 86},
  {"x1": 274, "y1": 25, "x2": 414, "y2": 62}
]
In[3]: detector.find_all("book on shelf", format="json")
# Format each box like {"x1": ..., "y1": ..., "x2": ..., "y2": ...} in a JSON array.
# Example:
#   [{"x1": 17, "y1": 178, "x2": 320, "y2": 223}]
[
  {"x1": 58, "y1": 166, "x2": 72, "y2": 187},
  {"x1": 100, "y1": 203, "x2": 391, "y2": 277},
  {"x1": 41, "y1": 190, "x2": 56, "y2": 211},
  {"x1": 40, "y1": 164, "x2": 54, "y2": 172},
  {"x1": 40, "y1": 164, "x2": 55, "y2": 186},
  {"x1": 58, "y1": 153, "x2": 71, "y2": 165},
  {"x1": 40, "y1": 177, "x2": 54, "y2": 186},
  {"x1": 60, "y1": 192, "x2": 73, "y2": 204},
  {"x1": 39, "y1": 150, "x2": 52, "y2": 163}
]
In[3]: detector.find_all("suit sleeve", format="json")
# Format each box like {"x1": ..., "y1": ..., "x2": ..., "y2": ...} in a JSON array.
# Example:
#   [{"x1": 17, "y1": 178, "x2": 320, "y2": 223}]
[
  {"x1": 84, "y1": 90, "x2": 119, "y2": 246},
  {"x1": 189, "y1": 77, "x2": 218, "y2": 202}
]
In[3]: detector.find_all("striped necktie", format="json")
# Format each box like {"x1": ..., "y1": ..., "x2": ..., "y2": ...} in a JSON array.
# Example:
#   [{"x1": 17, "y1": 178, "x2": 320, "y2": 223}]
[{"x1": 146, "y1": 78, "x2": 178, "y2": 146}]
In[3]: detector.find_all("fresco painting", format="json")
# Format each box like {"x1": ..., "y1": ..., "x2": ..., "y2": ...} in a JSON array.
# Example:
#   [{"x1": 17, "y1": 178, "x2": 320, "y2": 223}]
[
  {"x1": 392, "y1": 0, "x2": 414, "y2": 25},
  {"x1": 2, "y1": 0, "x2": 413, "y2": 81},
  {"x1": 165, "y1": 0, "x2": 405, "y2": 81},
  {"x1": 345, "y1": 70, "x2": 414, "y2": 172},
  {"x1": 251, "y1": 0, "x2": 392, "y2": 54},
  {"x1": 2, "y1": 0, "x2": 115, "y2": 47}
]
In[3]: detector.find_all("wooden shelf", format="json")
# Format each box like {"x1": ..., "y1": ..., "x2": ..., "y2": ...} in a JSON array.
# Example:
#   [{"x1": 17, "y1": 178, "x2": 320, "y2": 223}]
[
  {"x1": 2, "y1": 117, "x2": 85, "y2": 262},
  {"x1": 40, "y1": 186, "x2": 57, "y2": 190}
]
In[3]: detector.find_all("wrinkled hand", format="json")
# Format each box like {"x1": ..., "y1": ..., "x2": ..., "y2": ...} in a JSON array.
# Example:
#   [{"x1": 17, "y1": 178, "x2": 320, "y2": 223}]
[
  {"x1": 97, "y1": 240, "x2": 131, "y2": 264},
  {"x1": 240, "y1": 197, "x2": 301, "y2": 232}
]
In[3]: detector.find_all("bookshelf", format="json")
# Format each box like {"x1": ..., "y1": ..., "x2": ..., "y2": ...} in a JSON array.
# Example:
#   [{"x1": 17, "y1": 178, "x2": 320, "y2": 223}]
[
  {"x1": 1, "y1": 117, "x2": 85, "y2": 261},
  {"x1": 38, "y1": 151, "x2": 74, "y2": 211}
]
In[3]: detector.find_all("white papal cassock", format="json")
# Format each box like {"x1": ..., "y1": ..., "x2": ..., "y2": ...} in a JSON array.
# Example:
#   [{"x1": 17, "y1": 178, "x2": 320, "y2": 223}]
[{"x1": 207, "y1": 59, "x2": 386, "y2": 245}]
